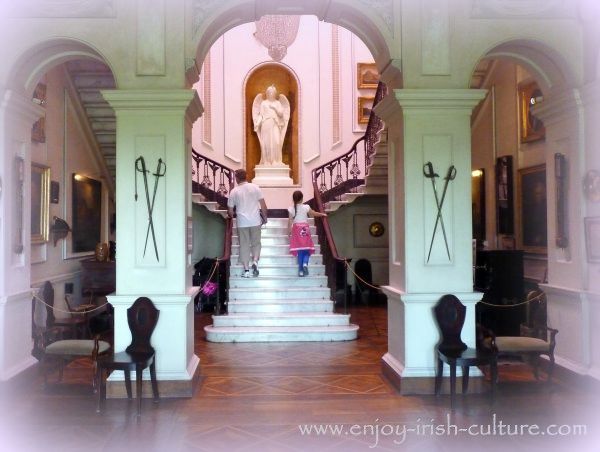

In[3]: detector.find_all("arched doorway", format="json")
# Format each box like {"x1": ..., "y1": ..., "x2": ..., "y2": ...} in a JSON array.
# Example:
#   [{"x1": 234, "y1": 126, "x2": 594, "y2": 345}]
[
  {"x1": 0, "y1": 38, "x2": 117, "y2": 380},
  {"x1": 468, "y1": 39, "x2": 586, "y2": 371}
]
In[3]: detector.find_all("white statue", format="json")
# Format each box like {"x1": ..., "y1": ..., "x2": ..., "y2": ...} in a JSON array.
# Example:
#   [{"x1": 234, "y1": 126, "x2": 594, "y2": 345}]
[{"x1": 252, "y1": 85, "x2": 290, "y2": 166}]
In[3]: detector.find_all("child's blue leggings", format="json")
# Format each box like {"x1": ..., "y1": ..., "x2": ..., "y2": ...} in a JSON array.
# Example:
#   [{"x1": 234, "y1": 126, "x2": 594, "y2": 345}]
[{"x1": 297, "y1": 250, "x2": 310, "y2": 271}]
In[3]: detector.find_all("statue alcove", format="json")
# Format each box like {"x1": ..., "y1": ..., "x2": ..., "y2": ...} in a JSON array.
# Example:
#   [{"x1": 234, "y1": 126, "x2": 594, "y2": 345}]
[{"x1": 245, "y1": 63, "x2": 298, "y2": 184}]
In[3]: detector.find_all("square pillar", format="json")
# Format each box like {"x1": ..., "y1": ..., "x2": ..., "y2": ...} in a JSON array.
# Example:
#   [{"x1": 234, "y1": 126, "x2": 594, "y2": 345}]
[
  {"x1": 102, "y1": 89, "x2": 203, "y2": 397},
  {"x1": 378, "y1": 89, "x2": 487, "y2": 394},
  {"x1": 0, "y1": 90, "x2": 44, "y2": 380}
]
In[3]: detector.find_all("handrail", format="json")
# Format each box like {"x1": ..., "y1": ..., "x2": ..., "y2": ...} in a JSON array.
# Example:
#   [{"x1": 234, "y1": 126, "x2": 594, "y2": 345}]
[
  {"x1": 192, "y1": 148, "x2": 234, "y2": 314},
  {"x1": 311, "y1": 81, "x2": 387, "y2": 312},
  {"x1": 312, "y1": 81, "x2": 387, "y2": 205},
  {"x1": 192, "y1": 149, "x2": 234, "y2": 209}
]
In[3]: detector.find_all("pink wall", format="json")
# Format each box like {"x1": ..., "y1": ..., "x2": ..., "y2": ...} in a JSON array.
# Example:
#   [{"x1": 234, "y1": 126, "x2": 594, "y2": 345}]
[{"x1": 192, "y1": 16, "x2": 375, "y2": 208}]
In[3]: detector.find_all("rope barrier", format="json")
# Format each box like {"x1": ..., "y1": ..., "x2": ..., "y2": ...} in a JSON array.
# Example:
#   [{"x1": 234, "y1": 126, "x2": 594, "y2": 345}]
[
  {"x1": 477, "y1": 291, "x2": 545, "y2": 308},
  {"x1": 344, "y1": 261, "x2": 383, "y2": 292},
  {"x1": 32, "y1": 259, "x2": 222, "y2": 316}
]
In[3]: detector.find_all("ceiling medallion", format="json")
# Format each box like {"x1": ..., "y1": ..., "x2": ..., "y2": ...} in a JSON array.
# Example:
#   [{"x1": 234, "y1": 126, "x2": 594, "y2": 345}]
[{"x1": 254, "y1": 15, "x2": 301, "y2": 62}]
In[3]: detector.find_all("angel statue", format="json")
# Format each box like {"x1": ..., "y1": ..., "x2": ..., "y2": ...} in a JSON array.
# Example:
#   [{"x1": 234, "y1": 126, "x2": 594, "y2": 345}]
[{"x1": 252, "y1": 85, "x2": 290, "y2": 166}]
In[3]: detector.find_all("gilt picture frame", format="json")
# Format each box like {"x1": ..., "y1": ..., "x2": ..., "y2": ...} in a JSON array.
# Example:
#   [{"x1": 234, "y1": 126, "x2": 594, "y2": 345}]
[
  {"x1": 357, "y1": 63, "x2": 380, "y2": 89},
  {"x1": 519, "y1": 81, "x2": 545, "y2": 143},
  {"x1": 31, "y1": 163, "x2": 50, "y2": 244},
  {"x1": 358, "y1": 96, "x2": 374, "y2": 124}
]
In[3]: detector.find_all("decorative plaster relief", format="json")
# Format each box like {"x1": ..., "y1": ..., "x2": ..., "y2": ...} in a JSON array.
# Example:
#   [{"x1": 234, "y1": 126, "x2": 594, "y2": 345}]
[
  {"x1": 254, "y1": 15, "x2": 301, "y2": 62},
  {"x1": 356, "y1": 0, "x2": 394, "y2": 36},
  {"x1": 421, "y1": 0, "x2": 451, "y2": 76},
  {"x1": 471, "y1": 0, "x2": 576, "y2": 19},
  {"x1": 202, "y1": 52, "x2": 212, "y2": 145},
  {"x1": 332, "y1": 25, "x2": 341, "y2": 146},
  {"x1": 136, "y1": 0, "x2": 166, "y2": 76},
  {"x1": 193, "y1": 0, "x2": 224, "y2": 36},
  {"x1": 7, "y1": 0, "x2": 115, "y2": 18}
]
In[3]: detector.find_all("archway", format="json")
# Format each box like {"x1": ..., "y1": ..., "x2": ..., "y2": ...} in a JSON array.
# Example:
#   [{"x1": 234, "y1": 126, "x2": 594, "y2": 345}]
[
  {"x1": 0, "y1": 38, "x2": 117, "y2": 380},
  {"x1": 468, "y1": 38, "x2": 587, "y2": 371}
]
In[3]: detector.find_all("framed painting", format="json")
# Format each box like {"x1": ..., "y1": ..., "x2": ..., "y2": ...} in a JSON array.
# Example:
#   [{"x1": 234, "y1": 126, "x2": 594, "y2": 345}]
[
  {"x1": 519, "y1": 81, "x2": 545, "y2": 143},
  {"x1": 358, "y1": 96, "x2": 374, "y2": 124},
  {"x1": 495, "y1": 155, "x2": 514, "y2": 235},
  {"x1": 71, "y1": 174, "x2": 102, "y2": 253},
  {"x1": 31, "y1": 163, "x2": 50, "y2": 244},
  {"x1": 471, "y1": 168, "x2": 486, "y2": 242},
  {"x1": 357, "y1": 63, "x2": 380, "y2": 89},
  {"x1": 584, "y1": 217, "x2": 600, "y2": 264},
  {"x1": 518, "y1": 165, "x2": 547, "y2": 254}
]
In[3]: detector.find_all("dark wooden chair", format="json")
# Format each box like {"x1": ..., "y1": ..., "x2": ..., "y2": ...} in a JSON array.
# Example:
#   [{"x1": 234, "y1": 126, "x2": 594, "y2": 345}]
[
  {"x1": 434, "y1": 294, "x2": 497, "y2": 410},
  {"x1": 96, "y1": 297, "x2": 160, "y2": 416},
  {"x1": 479, "y1": 289, "x2": 558, "y2": 383},
  {"x1": 32, "y1": 281, "x2": 111, "y2": 388}
]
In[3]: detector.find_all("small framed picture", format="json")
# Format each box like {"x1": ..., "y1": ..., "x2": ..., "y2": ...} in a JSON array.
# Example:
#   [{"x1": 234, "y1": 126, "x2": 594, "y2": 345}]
[
  {"x1": 357, "y1": 63, "x2": 380, "y2": 89},
  {"x1": 358, "y1": 96, "x2": 374, "y2": 124},
  {"x1": 585, "y1": 217, "x2": 600, "y2": 263}
]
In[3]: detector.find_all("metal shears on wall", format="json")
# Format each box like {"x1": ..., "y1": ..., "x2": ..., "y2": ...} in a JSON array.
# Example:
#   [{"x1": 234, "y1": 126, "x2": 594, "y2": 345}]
[
  {"x1": 135, "y1": 156, "x2": 166, "y2": 261},
  {"x1": 423, "y1": 162, "x2": 457, "y2": 263}
]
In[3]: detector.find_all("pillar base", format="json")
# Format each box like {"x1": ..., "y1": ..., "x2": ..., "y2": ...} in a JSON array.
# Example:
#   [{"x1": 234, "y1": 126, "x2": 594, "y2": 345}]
[{"x1": 253, "y1": 165, "x2": 293, "y2": 186}]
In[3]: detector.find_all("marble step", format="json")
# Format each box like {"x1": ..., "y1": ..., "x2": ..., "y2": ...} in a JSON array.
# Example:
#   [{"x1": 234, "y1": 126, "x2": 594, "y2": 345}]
[
  {"x1": 229, "y1": 286, "x2": 331, "y2": 301},
  {"x1": 230, "y1": 254, "x2": 323, "y2": 266},
  {"x1": 212, "y1": 312, "x2": 351, "y2": 327},
  {"x1": 237, "y1": 226, "x2": 316, "y2": 237},
  {"x1": 227, "y1": 299, "x2": 334, "y2": 313},
  {"x1": 230, "y1": 264, "x2": 325, "y2": 277},
  {"x1": 366, "y1": 165, "x2": 388, "y2": 177},
  {"x1": 234, "y1": 218, "x2": 314, "y2": 227},
  {"x1": 232, "y1": 243, "x2": 320, "y2": 256},
  {"x1": 204, "y1": 324, "x2": 359, "y2": 342},
  {"x1": 229, "y1": 275, "x2": 328, "y2": 289},
  {"x1": 340, "y1": 192, "x2": 364, "y2": 203},
  {"x1": 232, "y1": 235, "x2": 318, "y2": 246},
  {"x1": 324, "y1": 200, "x2": 350, "y2": 212}
]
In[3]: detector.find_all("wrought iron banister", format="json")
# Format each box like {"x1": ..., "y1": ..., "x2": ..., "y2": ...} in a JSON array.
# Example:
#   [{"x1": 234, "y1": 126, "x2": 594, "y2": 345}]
[
  {"x1": 312, "y1": 81, "x2": 387, "y2": 205},
  {"x1": 311, "y1": 81, "x2": 387, "y2": 311},
  {"x1": 192, "y1": 148, "x2": 234, "y2": 314},
  {"x1": 192, "y1": 149, "x2": 234, "y2": 209}
]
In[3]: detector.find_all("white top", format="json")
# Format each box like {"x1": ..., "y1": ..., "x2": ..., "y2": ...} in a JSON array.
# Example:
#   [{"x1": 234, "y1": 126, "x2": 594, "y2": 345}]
[
  {"x1": 288, "y1": 203, "x2": 310, "y2": 224},
  {"x1": 228, "y1": 182, "x2": 264, "y2": 228}
]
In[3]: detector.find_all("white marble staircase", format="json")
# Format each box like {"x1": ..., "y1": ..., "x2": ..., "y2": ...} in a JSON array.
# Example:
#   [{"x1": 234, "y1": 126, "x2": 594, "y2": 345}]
[
  {"x1": 192, "y1": 193, "x2": 228, "y2": 218},
  {"x1": 325, "y1": 129, "x2": 389, "y2": 213},
  {"x1": 204, "y1": 218, "x2": 359, "y2": 342}
]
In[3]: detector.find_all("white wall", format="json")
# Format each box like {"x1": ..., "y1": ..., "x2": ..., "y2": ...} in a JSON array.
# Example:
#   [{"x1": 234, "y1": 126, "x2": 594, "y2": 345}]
[{"x1": 192, "y1": 16, "x2": 376, "y2": 209}]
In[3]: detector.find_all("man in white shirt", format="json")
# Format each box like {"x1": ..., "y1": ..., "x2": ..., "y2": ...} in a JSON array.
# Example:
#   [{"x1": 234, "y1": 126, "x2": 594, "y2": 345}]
[{"x1": 227, "y1": 169, "x2": 268, "y2": 277}]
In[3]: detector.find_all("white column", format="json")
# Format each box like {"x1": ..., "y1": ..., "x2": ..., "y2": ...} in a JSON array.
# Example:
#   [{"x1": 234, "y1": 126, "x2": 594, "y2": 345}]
[
  {"x1": 378, "y1": 89, "x2": 486, "y2": 393},
  {"x1": 102, "y1": 90, "x2": 203, "y2": 396},
  {"x1": 0, "y1": 89, "x2": 44, "y2": 380}
]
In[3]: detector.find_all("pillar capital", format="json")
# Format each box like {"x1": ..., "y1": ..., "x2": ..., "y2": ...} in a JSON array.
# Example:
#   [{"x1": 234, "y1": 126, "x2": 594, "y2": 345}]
[
  {"x1": 532, "y1": 86, "x2": 582, "y2": 127},
  {"x1": 394, "y1": 88, "x2": 487, "y2": 114},
  {"x1": 1, "y1": 89, "x2": 45, "y2": 123},
  {"x1": 101, "y1": 89, "x2": 203, "y2": 123}
]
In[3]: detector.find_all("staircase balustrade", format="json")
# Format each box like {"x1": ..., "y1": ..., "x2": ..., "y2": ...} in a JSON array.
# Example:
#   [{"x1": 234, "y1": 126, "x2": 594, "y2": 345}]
[
  {"x1": 192, "y1": 149, "x2": 233, "y2": 315},
  {"x1": 311, "y1": 81, "x2": 387, "y2": 311},
  {"x1": 192, "y1": 150, "x2": 234, "y2": 209}
]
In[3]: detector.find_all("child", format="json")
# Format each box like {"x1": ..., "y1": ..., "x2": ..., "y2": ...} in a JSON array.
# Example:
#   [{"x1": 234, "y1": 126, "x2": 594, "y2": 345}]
[{"x1": 288, "y1": 190, "x2": 327, "y2": 277}]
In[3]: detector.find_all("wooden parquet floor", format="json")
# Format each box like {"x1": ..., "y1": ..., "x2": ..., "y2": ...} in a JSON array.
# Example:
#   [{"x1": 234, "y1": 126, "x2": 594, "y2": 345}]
[{"x1": 0, "y1": 305, "x2": 598, "y2": 452}]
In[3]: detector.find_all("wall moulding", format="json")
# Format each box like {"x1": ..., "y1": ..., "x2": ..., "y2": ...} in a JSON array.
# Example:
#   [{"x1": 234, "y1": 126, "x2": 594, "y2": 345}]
[
  {"x1": 7, "y1": 0, "x2": 116, "y2": 18},
  {"x1": 471, "y1": 0, "x2": 576, "y2": 19}
]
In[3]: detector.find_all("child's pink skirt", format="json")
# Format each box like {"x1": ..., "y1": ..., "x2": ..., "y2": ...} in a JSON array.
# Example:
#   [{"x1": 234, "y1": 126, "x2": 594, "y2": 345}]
[{"x1": 289, "y1": 223, "x2": 315, "y2": 256}]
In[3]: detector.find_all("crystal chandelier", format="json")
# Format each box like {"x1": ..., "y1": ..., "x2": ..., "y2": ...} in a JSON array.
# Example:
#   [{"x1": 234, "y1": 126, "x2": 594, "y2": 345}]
[{"x1": 254, "y1": 15, "x2": 301, "y2": 62}]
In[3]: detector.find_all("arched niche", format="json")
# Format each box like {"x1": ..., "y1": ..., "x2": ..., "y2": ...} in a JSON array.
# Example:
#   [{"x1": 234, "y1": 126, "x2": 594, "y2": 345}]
[{"x1": 244, "y1": 63, "x2": 299, "y2": 183}]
